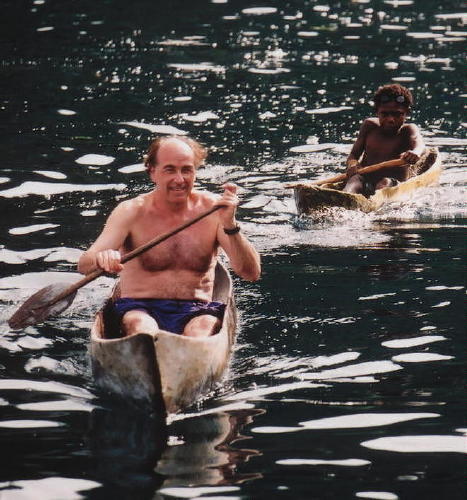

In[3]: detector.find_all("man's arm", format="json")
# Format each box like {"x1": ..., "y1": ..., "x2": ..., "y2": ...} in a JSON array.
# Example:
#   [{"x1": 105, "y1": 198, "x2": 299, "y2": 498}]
[
  {"x1": 78, "y1": 201, "x2": 134, "y2": 275},
  {"x1": 216, "y1": 184, "x2": 261, "y2": 282},
  {"x1": 400, "y1": 124, "x2": 425, "y2": 164}
]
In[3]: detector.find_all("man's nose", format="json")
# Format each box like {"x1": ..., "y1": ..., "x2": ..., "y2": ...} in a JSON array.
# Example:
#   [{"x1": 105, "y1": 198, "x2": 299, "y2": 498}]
[{"x1": 174, "y1": 171, "x2": 184, "y2": 182}]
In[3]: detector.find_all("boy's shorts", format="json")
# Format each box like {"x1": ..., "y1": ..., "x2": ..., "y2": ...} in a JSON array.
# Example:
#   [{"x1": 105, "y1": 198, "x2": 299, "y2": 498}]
[{"x1": 361, "y1": 176, "x2": 399, "y2": 197}]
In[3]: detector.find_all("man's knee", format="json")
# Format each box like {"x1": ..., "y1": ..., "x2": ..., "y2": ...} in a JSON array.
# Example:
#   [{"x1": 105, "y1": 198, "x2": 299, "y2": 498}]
[
  {"x1": 121, "y1": 310, "x2": 158, "y2": 336},
  {"x1": 183, "y1": 315, "x2": 221, "y2": 338}
]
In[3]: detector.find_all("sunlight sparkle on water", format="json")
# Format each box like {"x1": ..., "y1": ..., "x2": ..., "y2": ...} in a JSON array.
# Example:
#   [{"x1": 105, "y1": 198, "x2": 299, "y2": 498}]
[
  {"x1": 299, "y1": 413, "x2": 438, "y2": 430},
  {"x1": 306, "y1": 106, "x2": 353, "y2": 115},
  {"x1": 118, "y1": 163, "x2": 145, "y2": 174},
  {"x1": 167, "y1": 62, "x2": 225, "y2": 73},
  {"x1": 382, "y1": 336, "x2": 446, "y2": 349},
  {"x1": 0, "y1": 477, "x2": 100, "y2": 500},
  {"x1": 75, "y1": 154, "x2": 115, "y2": 165},
  {"x1": 16, "y1": 336, "x2": 53, "y2": 350},
  {"x1": 0, "y1": 181, "x2": 126, "y2": 198},
  {"x1": 57, "y1": 109, "x2": 77, "y2": 116},
  {"x1": 297, "y1": 31, "x2": 319, "y2": 38},
  {"x1": 248, "y1": 68, "x2": 290, "y2": 75},
  {"x1": 17, "y1": 399, "x2": 95, "y2": 412},
  {"x1": 277, "y1": 458, "x2": 371, "y2": 466},
  {"x1": 356, "y1": 492, "x2": 398, "y2": 500},
  {"x1": 361, "y1": 435, "x2": 467, "y2": 454},
  {"x1": 179, "y1": 111, "x2": 219, "y2": 122},
  {"x1": 391, "y1": 353, "x2": 454, "y2": 363},
  {"x1": 289, "y1": 143, "x2": 335, "y2": 153},
  {"x1": 252, "y1": 413, "x2": 438, "y2": 434},
  {"x1": 242, "y1": 7, "x2": 277, "y2": 15},
  {"x1": 300, "y1": 360, "x2": 402, "y2": 381},
  {"x1": 0, "y1": 379, "x2": 93, "y2": 399},
  {"x1": 158, "y1": 486, "x2": 240, "y2": 498},
  {"x1": 119, "y1": 121, "x2": 188, "y2": 135},
  {"x1": 24, "y1": 355, "x2": 82, "y2": 376},
  {"x1": 9, "y1": 223, "x2": 59, "y2": 235},
  {"x1": 0, "y1": 247, "x2": 80, "y2": 265},
  {"x1": 0, "y1": 419, "x2": 63, "y2": 428},
  {"x1": 223, "y1": 381, "x2": 326, "y2": 402},
  {"x1": 33, "y1": 170, "x2": 67, "y2": 179}
]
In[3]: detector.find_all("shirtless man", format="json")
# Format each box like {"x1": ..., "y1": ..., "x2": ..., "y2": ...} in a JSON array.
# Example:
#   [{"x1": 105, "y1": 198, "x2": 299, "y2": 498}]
[
  {"x1": 343, "y1": 84, "x2": 425, "y2": 195},
  {"x1": 78, "y1": 136, "x2": 261, "y2": 338}
]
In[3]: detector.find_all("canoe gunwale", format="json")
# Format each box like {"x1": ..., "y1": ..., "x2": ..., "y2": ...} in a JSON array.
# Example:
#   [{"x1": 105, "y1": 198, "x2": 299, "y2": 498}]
[{"x1": 89, "y1": 261, "x2": 236, "y2": 415}]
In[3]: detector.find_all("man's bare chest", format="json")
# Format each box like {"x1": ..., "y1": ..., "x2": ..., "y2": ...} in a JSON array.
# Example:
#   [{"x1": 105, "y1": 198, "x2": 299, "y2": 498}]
[{"x1": 124, "y1": 217, "x2": 218, "y2": 272}]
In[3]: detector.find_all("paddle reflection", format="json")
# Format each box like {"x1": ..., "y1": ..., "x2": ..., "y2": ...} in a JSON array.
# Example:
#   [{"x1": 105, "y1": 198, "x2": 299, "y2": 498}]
[{"x1": 88, "y1": 405, "x2": 262, "y2": 494}]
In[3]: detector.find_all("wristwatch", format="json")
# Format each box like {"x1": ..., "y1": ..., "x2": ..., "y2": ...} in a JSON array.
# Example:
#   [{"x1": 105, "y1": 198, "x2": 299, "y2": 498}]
[{"x1": 223, "y1": 224, "x2": 241, "y2": 235}]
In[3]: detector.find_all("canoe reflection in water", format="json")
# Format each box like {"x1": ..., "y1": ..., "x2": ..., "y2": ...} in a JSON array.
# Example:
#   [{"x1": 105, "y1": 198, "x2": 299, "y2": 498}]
[{"x1": 87, "y1": 406, "x2": 263, "y2": 493}]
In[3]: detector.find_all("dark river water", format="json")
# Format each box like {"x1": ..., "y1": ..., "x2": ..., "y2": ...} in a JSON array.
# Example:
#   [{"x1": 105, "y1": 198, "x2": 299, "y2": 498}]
[{"x1": 0, "y1": 0, "x2": 465, "y2": 499}]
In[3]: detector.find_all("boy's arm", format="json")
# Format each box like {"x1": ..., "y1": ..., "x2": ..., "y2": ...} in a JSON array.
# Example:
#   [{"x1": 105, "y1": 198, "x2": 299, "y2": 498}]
[
  {"x1": 346, "y1": 119, "x2": 372, "y2": 175},
  {"x1": 401, "y1": 124, "x2": 425, "y2": 164}
]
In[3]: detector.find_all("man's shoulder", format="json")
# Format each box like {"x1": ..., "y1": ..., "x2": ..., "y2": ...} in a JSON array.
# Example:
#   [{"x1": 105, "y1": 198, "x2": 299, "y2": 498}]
[
  {"x1": 192, "y1": 190, "x2": 219, "y2": 206},
  {"x1": 112, "y1": 194, "x2": 147, "y2": 218}
]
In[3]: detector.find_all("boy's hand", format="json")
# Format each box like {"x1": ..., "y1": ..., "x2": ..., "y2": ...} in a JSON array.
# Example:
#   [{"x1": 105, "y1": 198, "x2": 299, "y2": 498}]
[
  {"x1": 346, "y1": 161, "x2": 360, "y2": 178},
  {"x1": 400, "y1": 150, "x2": 419, "y2": 164}
]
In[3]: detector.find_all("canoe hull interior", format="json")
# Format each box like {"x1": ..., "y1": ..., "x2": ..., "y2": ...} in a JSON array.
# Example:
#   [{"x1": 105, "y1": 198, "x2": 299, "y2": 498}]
[
  {"x1": 90, "y1": 262, "x2": 236, "y2": 415},
  {"x1": 294, "y1": 148, "x2": 441, "y2": 214}
]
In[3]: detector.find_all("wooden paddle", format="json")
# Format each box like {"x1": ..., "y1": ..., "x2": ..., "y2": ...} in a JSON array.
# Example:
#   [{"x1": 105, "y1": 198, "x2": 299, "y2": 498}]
[
  {"x1": 8, "y1": 205, "x2": 224, "y2": 330},
  {"x1": 287, "y1": 158, "x2": 407, "y2": 187}
]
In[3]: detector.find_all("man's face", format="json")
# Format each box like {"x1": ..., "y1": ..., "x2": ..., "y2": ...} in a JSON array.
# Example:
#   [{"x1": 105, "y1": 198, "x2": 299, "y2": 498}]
[
  {"x1": 149, "y1": 139, "x2": 196, "y2": 203},
  {"x1": 376, "y1": 102, "x2": 408, "y2": 134}
]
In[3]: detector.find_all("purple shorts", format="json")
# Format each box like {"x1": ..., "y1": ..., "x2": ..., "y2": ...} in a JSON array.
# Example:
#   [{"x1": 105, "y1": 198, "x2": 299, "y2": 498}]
[{"x1": 113, "y1": 298, "x2": 226, "y2": 334}]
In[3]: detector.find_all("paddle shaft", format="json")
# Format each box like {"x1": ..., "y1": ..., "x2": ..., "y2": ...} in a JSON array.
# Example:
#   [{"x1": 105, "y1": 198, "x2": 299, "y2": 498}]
[
  {"x1": 312, "y1": 158, "x2": 407, "y2": 186},
  {"x1": 41, "y1": 204, "x2": 224, "y2": 309}
]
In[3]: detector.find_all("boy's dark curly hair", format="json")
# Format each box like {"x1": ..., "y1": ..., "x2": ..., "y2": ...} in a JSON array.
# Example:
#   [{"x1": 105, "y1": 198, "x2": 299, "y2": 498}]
[{"x1": 373, "y1": 84, "x2": 414, "y2": 110}]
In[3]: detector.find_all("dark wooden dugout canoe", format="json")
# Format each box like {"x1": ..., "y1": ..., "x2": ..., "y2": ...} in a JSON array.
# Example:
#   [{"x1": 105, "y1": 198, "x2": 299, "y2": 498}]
[
  {"x1": 291, "y1": 148, "x2": 442, "y2": 214},
  {"x1": 90, "y1": 262, "x2": 237, "y2": 415}
]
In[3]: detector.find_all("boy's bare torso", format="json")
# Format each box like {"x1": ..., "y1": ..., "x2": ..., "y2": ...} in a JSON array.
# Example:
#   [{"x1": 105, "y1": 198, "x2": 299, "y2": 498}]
[{"x1": 360, "y1": 118, "x2": 413, "y2": 166}]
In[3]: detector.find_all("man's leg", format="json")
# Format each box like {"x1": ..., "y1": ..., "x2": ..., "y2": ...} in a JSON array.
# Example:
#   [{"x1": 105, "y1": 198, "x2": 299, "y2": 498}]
[
  {"x1": 183, "y1": 314, "x2": 221, "y2": 338},
  {"x1": 121, "y1": 309, "x2": 159, "y2": 336}
]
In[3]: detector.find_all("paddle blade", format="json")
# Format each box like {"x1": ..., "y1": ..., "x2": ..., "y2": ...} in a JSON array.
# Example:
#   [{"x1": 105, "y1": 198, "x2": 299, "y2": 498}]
[{"x1": 8, "y1": 283, "x2": 78, "y2": 330}]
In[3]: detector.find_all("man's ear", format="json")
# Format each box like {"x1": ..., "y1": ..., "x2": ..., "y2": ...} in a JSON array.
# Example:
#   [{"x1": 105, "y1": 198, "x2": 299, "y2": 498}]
[{"x1": 147, "y1": 165, "x2": 157, "y2": 182}]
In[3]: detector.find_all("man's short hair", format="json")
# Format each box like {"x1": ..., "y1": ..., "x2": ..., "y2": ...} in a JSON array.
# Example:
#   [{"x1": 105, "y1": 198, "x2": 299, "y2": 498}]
[
  {"x1": 144, "y1": 136, "x2": 208, "y2": 171},
  {"x1": 373, "y1": 84, "x2": 414, "y2": 110}
]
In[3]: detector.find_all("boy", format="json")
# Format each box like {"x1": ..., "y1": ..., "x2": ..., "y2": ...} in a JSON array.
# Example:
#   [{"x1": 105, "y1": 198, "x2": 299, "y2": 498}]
[{"x1": 343, "y1": 84, "x2": 425, "y2": 195}]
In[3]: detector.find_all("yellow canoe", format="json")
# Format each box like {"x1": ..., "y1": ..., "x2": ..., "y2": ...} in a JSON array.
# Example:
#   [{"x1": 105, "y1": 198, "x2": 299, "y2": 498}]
[
  {"x1": 90, "y1": 262, "x2": 237, "y2": 415},
  {"x1": 292, "y1": 148, "x2": 442, "y2": 214}
]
